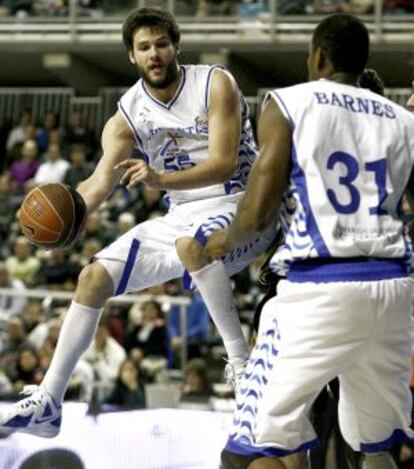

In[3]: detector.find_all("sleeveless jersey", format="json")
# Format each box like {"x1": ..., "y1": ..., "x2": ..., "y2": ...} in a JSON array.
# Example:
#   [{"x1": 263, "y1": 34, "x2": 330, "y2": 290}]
[
  {"x1": 267, "y1": 79, "x2": 414, "y2": 275},
  {"x1": 118, "y1": 64, "x2": 257, "y2": 206}
]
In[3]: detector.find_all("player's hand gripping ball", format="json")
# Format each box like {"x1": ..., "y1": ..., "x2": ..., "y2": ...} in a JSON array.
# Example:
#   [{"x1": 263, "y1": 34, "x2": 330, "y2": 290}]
[{"x1": 19, "y1": 183, "x2": 87, "y2": 249}]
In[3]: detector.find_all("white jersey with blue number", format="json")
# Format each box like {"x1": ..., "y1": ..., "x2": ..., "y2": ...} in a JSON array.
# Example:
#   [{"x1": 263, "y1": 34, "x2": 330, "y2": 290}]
[
  {"x1": 268, "y1": 80, "x2": 414, "y2": 274},
  {"x1": 118, "y1": 64, "x2": 257, "y2": 206}
]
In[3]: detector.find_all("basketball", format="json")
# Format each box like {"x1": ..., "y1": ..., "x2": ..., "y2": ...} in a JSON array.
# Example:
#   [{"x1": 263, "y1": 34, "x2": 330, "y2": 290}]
[{"x1": 19, "y1": 183, "x2": 87, "y2": 249}]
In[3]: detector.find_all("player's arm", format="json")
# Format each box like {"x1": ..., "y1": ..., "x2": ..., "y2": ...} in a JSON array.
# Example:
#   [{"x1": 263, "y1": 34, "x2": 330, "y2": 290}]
[
  {"x1": 77, "y1": 112, "x2": 136, "y2": 213},
  {"x1": 205, "y1": 98, "x2": 291, "y2": 257},
  {"x1": 117, "y1": 69, "x2": 240, "y2": 190}
]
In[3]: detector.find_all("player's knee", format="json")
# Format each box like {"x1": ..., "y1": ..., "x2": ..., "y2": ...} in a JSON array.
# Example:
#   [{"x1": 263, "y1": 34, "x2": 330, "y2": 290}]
[
  {"x1": 176, "y1": 237, "x2": 204, "y2": 264},
  {"x1": 75, "y1": 262, "x2": 114, "y2": 307}
]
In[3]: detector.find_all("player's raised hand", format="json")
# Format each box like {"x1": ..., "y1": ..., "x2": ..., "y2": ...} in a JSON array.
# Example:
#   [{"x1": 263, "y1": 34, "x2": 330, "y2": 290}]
[
  {"x1": 115, "y1": 159, "x2": 160, "y2": 189},
  {"x1": 204, "y1": 229, "x2": 231, "y2": 259}
]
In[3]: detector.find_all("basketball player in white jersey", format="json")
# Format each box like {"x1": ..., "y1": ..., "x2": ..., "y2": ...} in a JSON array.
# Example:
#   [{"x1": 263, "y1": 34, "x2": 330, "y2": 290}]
[
  {"x1": 206, "y1": 14, "x2": 414, "y2": 469},
  {"x1": 0, "y1": 8, "x2": 275, "y2": 437}
]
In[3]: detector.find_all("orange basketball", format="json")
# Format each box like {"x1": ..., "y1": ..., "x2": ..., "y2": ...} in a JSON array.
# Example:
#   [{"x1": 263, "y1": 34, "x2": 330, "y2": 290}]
[{"x1": 19, "y1": 183, "x2": 87, "y2": 249}]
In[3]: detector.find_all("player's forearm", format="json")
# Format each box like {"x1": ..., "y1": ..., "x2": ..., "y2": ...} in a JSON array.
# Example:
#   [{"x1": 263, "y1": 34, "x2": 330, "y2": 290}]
[
  {"x1": 226, "y1": 196, "x2": 275, "y2": 249},
  {"x1": 157, "y1": 158, "x2": 236, "y2": 190},
  {"x1": 77, "y1": 176, "x2": 114, "y2": 214}
]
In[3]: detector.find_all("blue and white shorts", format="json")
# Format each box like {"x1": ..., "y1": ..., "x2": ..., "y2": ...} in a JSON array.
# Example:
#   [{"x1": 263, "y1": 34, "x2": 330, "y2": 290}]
[
  {"x1": 226, "y1": 273, "x2": 414, "y2": 457},
  {"x1": 95, "y1": 192, "x2": 276, "y2": 295}
]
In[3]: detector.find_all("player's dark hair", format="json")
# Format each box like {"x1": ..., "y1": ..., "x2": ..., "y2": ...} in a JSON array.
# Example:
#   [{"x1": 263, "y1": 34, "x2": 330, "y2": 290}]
[
  {"x1": 122, "y1": 7, "x2": 180, "y2": 51},
  {"x1": 358, "y1": 68, "x2": 385, "y2": 96},
  {"x1": 312, "y1": 14, "x2": 369, "y2": 75}
]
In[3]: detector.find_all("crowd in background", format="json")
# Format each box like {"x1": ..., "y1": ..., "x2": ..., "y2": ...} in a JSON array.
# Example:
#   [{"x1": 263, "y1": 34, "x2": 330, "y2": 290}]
[
  {"x1": 0, "y1": 0, "x2": 412, "y2": 19},
  {"x1": 0, "y1": 107, "x2": 261, "y2": 412}
]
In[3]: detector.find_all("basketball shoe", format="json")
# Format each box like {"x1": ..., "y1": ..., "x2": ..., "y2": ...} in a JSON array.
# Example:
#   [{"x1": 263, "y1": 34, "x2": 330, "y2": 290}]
[{"x1": 0, "y1": 385, "x2": 61, "y2": 438}]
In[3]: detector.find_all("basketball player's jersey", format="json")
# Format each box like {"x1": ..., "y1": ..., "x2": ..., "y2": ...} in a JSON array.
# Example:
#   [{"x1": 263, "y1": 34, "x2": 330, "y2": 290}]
[
  {"x1": 118, "y1": 64, "x2": 257, "y2": 206},
  {"x1": 267, "y1": 80, "x2": 414, "y2": 275}
]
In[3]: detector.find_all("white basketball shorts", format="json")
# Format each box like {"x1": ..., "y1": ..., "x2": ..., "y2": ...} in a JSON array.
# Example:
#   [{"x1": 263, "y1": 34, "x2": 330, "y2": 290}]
[
  {"x1": 226, "y1": 274, "x2": 414, "y2": 457},
  {"x1": 95, "y1": 193, "x2": 276, "y2": 295}
]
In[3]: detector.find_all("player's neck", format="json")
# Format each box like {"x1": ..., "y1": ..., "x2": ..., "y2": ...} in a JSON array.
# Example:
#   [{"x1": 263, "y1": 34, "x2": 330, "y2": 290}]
[
  {"x1": 325, "y1": 72, "x2": 358, "y2": 87},
  {"x1": 145, "y1": 66, "x2": 182, "y2": 104}
]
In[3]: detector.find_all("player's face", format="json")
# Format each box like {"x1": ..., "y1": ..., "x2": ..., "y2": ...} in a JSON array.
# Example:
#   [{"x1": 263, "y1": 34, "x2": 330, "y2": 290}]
[{"x1": 129, "y1": 26, "x2": 179, "y2": 89}]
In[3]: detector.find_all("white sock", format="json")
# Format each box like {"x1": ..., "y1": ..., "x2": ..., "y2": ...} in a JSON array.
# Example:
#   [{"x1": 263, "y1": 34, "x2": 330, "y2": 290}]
[
  {"x1": 42, "y1": 301, "x2": 102, "y2": 403},
  {"x1": 362, "y1": 452, "x2": 397, "y2": 469},
  {"x1": 190, "y1": 261, "x2": 249, "y2": 363}
]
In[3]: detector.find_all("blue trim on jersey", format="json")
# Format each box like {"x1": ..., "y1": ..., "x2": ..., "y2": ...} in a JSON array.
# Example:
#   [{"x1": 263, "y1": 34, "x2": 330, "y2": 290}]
[
  {"x1": 182, "y1": 270, "x2": 193, "y2": 291},
  {"x1": 115, "y1": 238, "x2": 140, "y2": 295},
  {"x1": 272, "y1": 91, "x2": 330, "y2": 258},
  {"x1": 225, "y1": 436, "x2": 319, "y2": 458},
  {"x1": 287, "y1": 257, "x2": 408, "y2": 283},
  {"x1": 118, "y1": 101, "x2": 143, "y2": 148},
  {"x1": 290, "y1": 144, "x2": 330, "y2": 257},
  {"x1": 360, "y1": 429, "x2": 414, "y2": 453},
  {"x1": 205, "y1": 65, "x2": 224, "y2": 110},
  {"x1": 142, "y1": 66, "x2": 186, "y2": 110},
  {"x1": 273, "y1": 91, "x2": 295, "y2": 129}
]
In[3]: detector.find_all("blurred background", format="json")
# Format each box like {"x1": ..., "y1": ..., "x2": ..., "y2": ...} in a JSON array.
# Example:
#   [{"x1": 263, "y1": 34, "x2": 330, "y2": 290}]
[{"x1": 0, "y1": 1, "x2": 414, "y2": 468}]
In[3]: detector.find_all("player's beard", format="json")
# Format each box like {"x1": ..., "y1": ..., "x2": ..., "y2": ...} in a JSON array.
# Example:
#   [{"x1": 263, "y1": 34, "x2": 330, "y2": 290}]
[{"x1": 139, "y1": 59, "x2": 179, "y2": 90}]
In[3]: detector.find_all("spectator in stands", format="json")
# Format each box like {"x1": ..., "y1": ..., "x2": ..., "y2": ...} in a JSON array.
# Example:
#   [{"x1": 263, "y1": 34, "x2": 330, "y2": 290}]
[
  {"x1": 134, "y1": 185, "x2": 165, "y2": 224},
  {"x1": 168, "y1": 292, "x2": 211, "y2": 366},
  {"x1": 196, "y1": 0, "x2": 237, "y2": 17},
  {"x1": 36, "y1": 111, "x2": 64, "y2": 153},
  {"x1": 0, "y1": 368, "x2": 12, "y2": 399},
  {"x1": 71, "y1": 238, "x2": 103, "y2": 270},
  {"x1": 0, "y1": 317, "x2": 28, "y2": 378},
  {"x1": 106, "y1": 358, "x2": 146, "y2": 409},
  {"x1": 10, "y1": 345, "x2": 42, "y2": 394},
  {"x1": 0, "y1": 175, "x2": 19, "y2": 255},
  {"x1": 6, "y1": 109, "x2": 33, "y2": 154},
  {"x1": 277, "y1": 0, "x2": 307, "y2": 14},
  {"x1": 33, "y1": 142, "x2": 70, "y2": 185},
  {"x1": 341, "y1": 0, "x2": 374, "y2": 13},
  {"x1": 9, "y1": 139, "x2": 39, "y2": 192},
  {"x1": 116, "y1": 212, "x2": 136, "y2": 237},
  {"x1": 65, "y1": 109, "x2": 96, "y2": 158},
  {"x1": 22, "y1": 300, "x2": 48, "y2": 349},
  {"x1": 5, "y1": 236, "x2": 40, "y2": 286},
  {"x1": 0, "y1": 261, "x2": 27, "y2": 321},
  {"x1": 83, "y1": 319, "x2": 126, "y2": 398},
  {"x1": 181, "y1": 358, "x2": 212, "y2": 399},
  {"x1": 106, "y1": 184, "x2": 137, "y2": 222},
  {"x1": 124, "y1": 300, "x2": 169, "y2": 360},
  {"x1": 385, "y1": 0, "x2": 414, "y2": 13},
  {"x1": 35, "y1": 248, "x2": 80, "y2": 290},
  {"x1": 63, "y1": 145, "x2": 93, "y2": 188},
  {"x1": 81, "y1": 211, "x2": 115, "y2": 246}
]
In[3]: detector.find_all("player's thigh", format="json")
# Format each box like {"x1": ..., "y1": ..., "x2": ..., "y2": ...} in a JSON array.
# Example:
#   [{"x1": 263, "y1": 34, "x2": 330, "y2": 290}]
[
  {"x1": 181, "y1": 194, "x2": 277, "y2": 273},
  {"x1": 95, "y1": 215, "x2": 185, "y2": 295},
  {"x1": 338, "y1": 277, "x2": 414, "y2": 452}
]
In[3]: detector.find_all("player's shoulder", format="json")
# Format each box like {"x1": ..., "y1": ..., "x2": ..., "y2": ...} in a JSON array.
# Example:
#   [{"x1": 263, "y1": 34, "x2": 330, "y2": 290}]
[{"x1": 119, "y1": 79, "x2": 143, "y2": 105}]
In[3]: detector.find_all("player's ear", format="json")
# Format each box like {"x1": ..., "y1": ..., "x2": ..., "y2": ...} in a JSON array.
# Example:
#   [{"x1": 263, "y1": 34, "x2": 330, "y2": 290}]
[
  {"x1": 176, "y1": 45, "x2": 181, "y2": 56},
  {"x1": 128, "y1": 51, "x2": 136, "y2": 64},
  {"x1": 315, "y1": 47, "x2": 326, "y2": 72}
]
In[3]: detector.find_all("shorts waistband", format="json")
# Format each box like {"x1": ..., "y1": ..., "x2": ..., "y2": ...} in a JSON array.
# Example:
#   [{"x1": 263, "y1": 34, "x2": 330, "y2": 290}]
[{"x1": 287, "y1": 257, "x2": 408, "y2": 283}]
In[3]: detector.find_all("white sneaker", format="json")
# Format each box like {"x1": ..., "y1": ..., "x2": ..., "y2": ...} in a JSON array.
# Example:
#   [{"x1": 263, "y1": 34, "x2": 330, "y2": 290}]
[
  {"x1": 0, "y1": 385, "x2": 61, "y2": 438},
  {"x1": 224, "y1": 358, "x2": 248, "y2": 393}
]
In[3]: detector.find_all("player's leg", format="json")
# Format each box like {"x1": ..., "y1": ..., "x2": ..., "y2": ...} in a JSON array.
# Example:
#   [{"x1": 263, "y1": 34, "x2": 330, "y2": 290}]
[
  {"x1": 176, "y1": 235, "x2": 250, "y2": 381},
  {"x1": 337, "y1": 277, "x2": 414, "y2": 469},
  {"x1": 175, "y1": 194, "x2": 277, "y2": 388},
  {"x1": 0, "y1": 215, "x2": 184, "y2": 437},
  {"x1": 0, "y1": 261, "x2": 113, "y2": 437}
]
